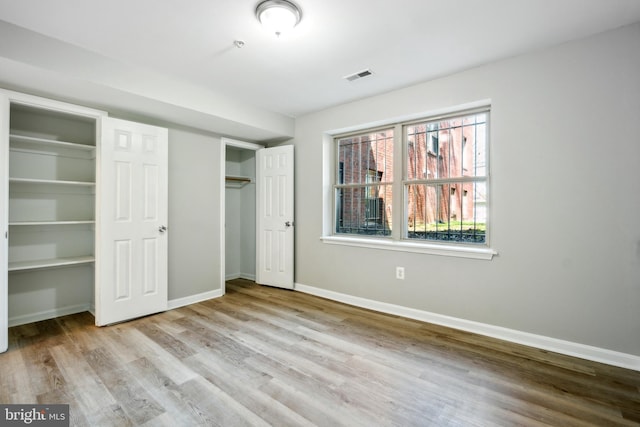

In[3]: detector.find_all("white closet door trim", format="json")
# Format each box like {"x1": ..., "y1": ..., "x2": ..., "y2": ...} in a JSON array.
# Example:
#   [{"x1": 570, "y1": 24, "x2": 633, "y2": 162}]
[{"x1": 1, "y1": 89, "x2": 106, "y2": 119}]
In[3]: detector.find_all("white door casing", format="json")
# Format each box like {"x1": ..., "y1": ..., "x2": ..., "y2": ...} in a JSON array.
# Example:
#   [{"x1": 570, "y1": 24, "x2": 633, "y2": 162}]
[
  {"x1": 0, "y1": 93, "x2": 8, "y2": 352},
  {"x1": 96, "y1": 117, "x2": 168, "y2": 326},
  {"x1": 256, "y1": 145, "x2": 294, "y2": 289}
]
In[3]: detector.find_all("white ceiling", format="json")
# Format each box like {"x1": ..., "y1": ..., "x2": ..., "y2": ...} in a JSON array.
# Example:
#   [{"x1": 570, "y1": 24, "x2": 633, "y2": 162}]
[{"x1": 0, "y1": 0, "x2": 639, "y2": 140}]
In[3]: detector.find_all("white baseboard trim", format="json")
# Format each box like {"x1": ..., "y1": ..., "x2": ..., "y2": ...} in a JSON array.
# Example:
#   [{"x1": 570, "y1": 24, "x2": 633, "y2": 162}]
[
  {"x1": 168, "y1": 289, "x2": 224, "y2": 310},
  {"x1": 225, "y1": 273, "x2": 256, "y2": 281},
  {"x1": 295, "y1": 282, "x2": 640, "y2": 372},
  {"x1": 8, "y1": 290, "x2": 224, "y2": 327},
  {"x1": 9, "y1": 304, "x2": 91, "y2": 327}
]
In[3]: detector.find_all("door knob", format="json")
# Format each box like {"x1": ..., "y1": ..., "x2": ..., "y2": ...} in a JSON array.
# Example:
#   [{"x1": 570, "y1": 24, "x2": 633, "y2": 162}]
[
  {"x1": 285, "y1": 221, "x2": 293, "y2": 227},
  {"x1": 159, "y1": 225, "x2": 167, "y2": 233}
]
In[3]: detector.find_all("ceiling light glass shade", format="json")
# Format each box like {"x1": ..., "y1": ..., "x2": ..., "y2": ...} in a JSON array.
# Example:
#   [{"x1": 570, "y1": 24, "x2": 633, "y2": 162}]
[{"x1": 256, "y1": 0, "x2": 302, "y2": 37}]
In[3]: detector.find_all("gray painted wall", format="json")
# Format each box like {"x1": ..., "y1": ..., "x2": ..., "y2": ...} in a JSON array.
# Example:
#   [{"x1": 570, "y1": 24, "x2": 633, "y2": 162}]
[
  {"x1": 292, "y1": 23, "x2": 640, "y2": 356},
  {"x1": 168, "y1": 128, "x2": 222, "y2": 300}
]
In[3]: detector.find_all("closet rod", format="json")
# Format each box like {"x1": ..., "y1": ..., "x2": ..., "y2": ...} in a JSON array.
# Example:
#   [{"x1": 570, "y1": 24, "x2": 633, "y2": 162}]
[{"x1": 225, "y1": 176, "x2": 252, "y2": 183}]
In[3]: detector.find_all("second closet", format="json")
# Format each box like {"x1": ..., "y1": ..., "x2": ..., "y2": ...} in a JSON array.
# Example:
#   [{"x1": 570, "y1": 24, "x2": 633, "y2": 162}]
[{"x1": 225, "y1": 146, "x2": 256, "y2": 281}]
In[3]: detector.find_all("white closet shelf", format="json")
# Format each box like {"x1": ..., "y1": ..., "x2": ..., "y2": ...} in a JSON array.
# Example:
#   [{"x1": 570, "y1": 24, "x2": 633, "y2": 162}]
[
  {"x1": 8, "y1": 256, "x2": 95, "y2": 272},
  {"x1": 10, "y1": 134, "x2": 95, "y2": 151},
  {"x1": 9, "y1": 177, "x2": 96, "y2": 186},
  {"x1": 9, "y1": 220, "x2": 95, "y2": 226}
]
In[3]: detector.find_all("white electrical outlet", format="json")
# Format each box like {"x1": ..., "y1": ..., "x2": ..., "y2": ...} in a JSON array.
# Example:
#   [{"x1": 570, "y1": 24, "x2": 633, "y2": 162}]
[{"x1": 396, "y1": 266, "x2": 405, "y2": 280}]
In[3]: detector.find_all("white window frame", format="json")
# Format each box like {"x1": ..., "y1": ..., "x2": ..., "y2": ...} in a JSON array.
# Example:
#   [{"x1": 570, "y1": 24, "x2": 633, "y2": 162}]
[{"x1": 322, "y1": 102, "x2": 497, "y2": 260}]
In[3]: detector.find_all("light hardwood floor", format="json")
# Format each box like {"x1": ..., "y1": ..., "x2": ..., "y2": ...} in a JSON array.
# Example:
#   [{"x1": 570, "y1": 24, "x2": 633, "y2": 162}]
[{"x1": 1, "y1": 279, "x2": 639, "y2": 426}]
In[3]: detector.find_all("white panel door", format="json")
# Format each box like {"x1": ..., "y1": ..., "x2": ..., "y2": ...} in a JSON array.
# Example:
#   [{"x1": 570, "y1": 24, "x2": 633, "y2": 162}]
[
  {"x1": 0, "y1": 93, "x2": 8, "y2": 352},
  {"x1": 96, "y1": 117, "x2": 168, "y2": 326},
  {"x1": 256, "y1": 145, "x2": 294, "y2": 289}
]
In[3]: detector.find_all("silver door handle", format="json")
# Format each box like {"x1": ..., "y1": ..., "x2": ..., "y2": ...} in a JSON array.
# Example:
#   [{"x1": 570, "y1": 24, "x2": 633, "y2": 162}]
[
  {"x1": 285, "y1": 221, "x2": 293, "y2": 227},
  {"x1": 159, "y1": 225, "x2": 167, "y2": 233}
]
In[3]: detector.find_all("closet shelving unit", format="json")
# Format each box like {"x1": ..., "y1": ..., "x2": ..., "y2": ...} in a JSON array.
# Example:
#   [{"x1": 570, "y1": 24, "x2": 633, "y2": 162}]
[{"x1": 8, "y1": 104, "x2": 97, "y2": 274}]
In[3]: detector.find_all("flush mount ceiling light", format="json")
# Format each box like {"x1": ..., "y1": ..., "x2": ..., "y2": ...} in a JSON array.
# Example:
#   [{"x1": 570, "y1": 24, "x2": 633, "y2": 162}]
[{"x1": 256, "y1": 0, "x2": 302, "y2": 37}]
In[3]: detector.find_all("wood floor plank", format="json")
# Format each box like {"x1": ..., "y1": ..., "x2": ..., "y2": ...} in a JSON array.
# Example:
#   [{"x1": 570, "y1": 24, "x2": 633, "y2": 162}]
[
  {"x1": 83, "y1": 346, "x2": 165, "y2": 425},
  {"x1": 0, "y1": 346, "x2": 35, "y2": 403},
  {"x1": 135, "y1": 321, "x2": 197, "y2": 360},
  {"x1": 233, "y1": 329, "x2": 347, "y2": 387},
  {"x1": 20, "y1": 345, "x2": 67, "y2": 397},
  {"x1": 124, "y1": 356, "x2": 208, "y2": 426},
  {"x1": 55, "y1": 312, "x2": 110, "y2": 353},
  {"x1": 90, "y1": 403, "x2": 134, "y2": 427},
  {"x1": 175, "y1": 376, "x2": 271, "y2": 427},
  {"x1": 1, "y1": 278, "x2": 639, "y2": 426},
  {"x1": 257, "y1": 376, "x2": 370, "y2": 427},
  {"x1": 184, "y1": 352, "x2": 315, "y2": 427},
  {"x1": 176, "y1": 328, "x2": 273, "y2": 388},
  {"x1": 48, "y1": 344, "x2": 119, "y2": 414},
  {"x1": 36, "y1": 387, "x2": 91, "y2": 427},
  {"x1": 115, "y1": 326, "x2": 199, "y2": 386}
]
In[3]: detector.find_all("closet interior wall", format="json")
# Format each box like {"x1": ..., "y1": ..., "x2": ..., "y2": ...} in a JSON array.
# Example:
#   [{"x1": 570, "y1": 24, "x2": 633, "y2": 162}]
[{"x1": 225, "y1": 147, "x2": 256, "y2": 281}]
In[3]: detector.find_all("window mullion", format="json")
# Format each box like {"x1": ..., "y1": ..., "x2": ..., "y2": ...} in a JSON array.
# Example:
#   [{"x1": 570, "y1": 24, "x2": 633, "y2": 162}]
[{"x1": 392, "y1": 123, "x2": 404, "y2": 241}]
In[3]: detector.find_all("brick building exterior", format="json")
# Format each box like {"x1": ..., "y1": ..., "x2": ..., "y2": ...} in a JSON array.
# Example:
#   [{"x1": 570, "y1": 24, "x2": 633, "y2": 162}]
[
  {"x1": 337, "y1": 130, "x2": 394, "y2": 235},
  {"x1": 406, "y1": 117, "x2": 485, "y2": 228}
]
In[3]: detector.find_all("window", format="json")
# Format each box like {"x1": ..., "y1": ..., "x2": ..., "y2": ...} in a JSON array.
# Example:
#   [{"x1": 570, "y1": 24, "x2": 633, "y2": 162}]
[
  {"x1": 332, "y1": 107, "x2": 490, "y2": 252},
  {"x1": 405, "y1": 111, "x2": 488, "y2": 243},
  {"x1": 335, "y1": 130, "x2": 393, "y2": 236}
]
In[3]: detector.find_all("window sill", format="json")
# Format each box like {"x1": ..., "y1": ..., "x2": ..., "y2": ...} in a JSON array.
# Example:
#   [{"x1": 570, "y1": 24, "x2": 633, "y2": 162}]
[{"x1": 320, "y1": 235, "x2": 497, "y2": 260}]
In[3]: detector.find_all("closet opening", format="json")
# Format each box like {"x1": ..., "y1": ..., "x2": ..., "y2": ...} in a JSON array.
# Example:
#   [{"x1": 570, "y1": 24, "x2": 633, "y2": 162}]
[{"x1": 221, "y1": 138, "x2": 263, "y2": 294}]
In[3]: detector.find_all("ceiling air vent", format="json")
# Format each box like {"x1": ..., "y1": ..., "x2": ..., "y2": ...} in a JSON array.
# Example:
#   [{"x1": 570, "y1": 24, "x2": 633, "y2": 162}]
[{"x1": 344, "y1": 69, "x2": 374, "y2": 82}]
